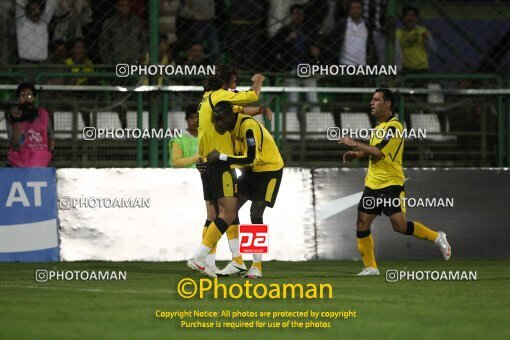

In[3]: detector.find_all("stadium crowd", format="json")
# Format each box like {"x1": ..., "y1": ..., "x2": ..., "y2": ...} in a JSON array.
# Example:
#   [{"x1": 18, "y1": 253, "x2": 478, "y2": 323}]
[{"x1": 2, "y1": 0, "x2": 438, "y2": 76}]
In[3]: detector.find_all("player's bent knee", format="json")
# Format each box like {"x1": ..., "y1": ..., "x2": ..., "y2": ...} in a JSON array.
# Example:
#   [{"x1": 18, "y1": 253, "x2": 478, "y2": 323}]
[
  {"x1": 356, "y1": 219, "x2": 370, "y2": 231},
  {"x1": 391, "y1": 221, "x2": 407, "y2": 233}
]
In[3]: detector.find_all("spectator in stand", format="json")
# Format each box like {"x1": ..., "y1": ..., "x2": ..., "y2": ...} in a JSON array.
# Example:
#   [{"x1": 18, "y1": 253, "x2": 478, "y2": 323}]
[
  {"x1": 179, "y1": 0, "x2": 219, "y2": 63},
  {"x1": 65, "y1": 38, "x2": 94, "y2": 127},
  {"x1": 6, "y1": 83, "x2": 54, "y2": 167},
  {"x1": 327, "y1": 0, "x2": 377, "y2": 66},
  {"x1": 15, "y1": 0, "x2": 57, "y2": 64},
  {"x1": 362, "y1": 0, "x2": 402, "y2": 70},
  {"x1": 227, "y1": 0, "x2": 268, "y2": 70},
  {"x1": 99, "y1": 0, "x2": 147, "y2": 64},
  {"x1": 143, "y1": 34, "x2": 175, "y2": 86},
  {"x1": 47, "y1": 39, "x2": 67, "y2": 64},
  {"x1": 159, "y1": 0, "x2": 179, "y2": 48},
  {"x1": 43, "y1": 39, "x2": 67, "y2": 86},
  {"x1": 100, "y1": 0, "x2": 146, "y2": 129},
  {"x1": 396, "y1": 5, "x2": 436, "y2": 73},
  {"x1": 65, "y1": 38, "x2": 94, "y2": 85},
  {"x1": 325, "y1": 0, "x2": 377, "y2": 127},
  {"x1": 52, "y1": 0, "x2": 92, "y2": 42},
  {"x1": 181, "y1": 42, "x2": 210, "y2": 66},
  {"x1": 272, "y1": 4, "x2": 321, "y2": 113}
]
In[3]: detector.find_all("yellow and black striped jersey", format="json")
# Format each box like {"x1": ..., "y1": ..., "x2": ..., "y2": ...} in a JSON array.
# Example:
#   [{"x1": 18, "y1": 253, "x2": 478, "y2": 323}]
[
  {"x1": 365, "y1": 116, "x2": 405, "y2": 189},
  {"x1": 197, "y1": 89, "x2": 258, "y2": 158},
  {"x1": 228, "y1": 113, "x2": 284, "y2": 172}
]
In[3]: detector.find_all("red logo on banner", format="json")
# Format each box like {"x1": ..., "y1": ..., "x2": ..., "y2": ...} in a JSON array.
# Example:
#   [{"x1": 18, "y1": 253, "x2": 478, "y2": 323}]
[{"x1": 239, "y1": 224, "x2": 268, "y2": 254}]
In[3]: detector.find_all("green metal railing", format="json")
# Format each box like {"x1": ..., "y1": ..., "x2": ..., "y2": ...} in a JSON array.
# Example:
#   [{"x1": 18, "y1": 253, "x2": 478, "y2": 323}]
[{"x1": 1, "y1": 72, "x2": 509, "y2": 167}]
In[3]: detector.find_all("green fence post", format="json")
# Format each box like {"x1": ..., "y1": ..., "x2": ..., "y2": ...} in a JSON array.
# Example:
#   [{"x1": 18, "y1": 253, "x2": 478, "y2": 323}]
[
  {"x1": 162, "y1": 92, "x2": 169, "y2": 168},
  {"x1": 148, "y1": 0, "x2": 159, "y2": 167},
  {"x1": 274, "y1": 92, "x2": 282, "y2": 149},
  {"x1": 137, "y1": 92, "x2": 143, "y2": 168}
]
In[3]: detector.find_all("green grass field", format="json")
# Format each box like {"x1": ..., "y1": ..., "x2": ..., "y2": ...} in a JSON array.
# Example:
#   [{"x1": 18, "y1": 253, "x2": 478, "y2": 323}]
[{"x1": 0, "y1": 260, "x2": 508, "y2": 340}]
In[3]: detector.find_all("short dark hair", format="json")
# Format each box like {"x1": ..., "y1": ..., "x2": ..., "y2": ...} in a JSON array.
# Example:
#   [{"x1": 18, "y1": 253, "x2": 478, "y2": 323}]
[
  {"x1": 16, "y1": 82, "x2": 36, "y2": 98},
  {"x1": 375, "y1": 88, "x2": 395, "y2": 111},
  {"x1": 289, "y1": 4, "x2": 304, "y2": 14},
  {"x1": 348, "y1": 0, "x2": 363, "y2": 9},
  {"x1": 212, "y1": 101, "x2": 233, "y2": 121},
  {"x1": 203, "y1": 65, "x2": 240, "y2": 92},
  {"x1": 184, "y1": 104, "x2": 198, "y2": 119},
  {"x1": 403, "y1": 5, "x2": 419, "y2": 17}
]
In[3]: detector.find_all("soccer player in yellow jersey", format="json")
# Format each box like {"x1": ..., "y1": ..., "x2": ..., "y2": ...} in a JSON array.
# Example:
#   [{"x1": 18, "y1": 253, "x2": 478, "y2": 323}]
[
  {"x1": 339, "y1": 89, "x2": 451, "y2": 276},
  {"x1": 187, "y1": 66, "x2": 271, "y2": 277},
  {"x1": 207, "y1": 101, "x2": 284, "y2": 278}
]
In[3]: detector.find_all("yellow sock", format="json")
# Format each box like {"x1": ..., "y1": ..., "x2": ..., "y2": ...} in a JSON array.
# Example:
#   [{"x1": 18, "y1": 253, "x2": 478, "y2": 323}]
[
  {"x1": 357, "y1": 234, "x2": 377, "y2": 269},
  {"x1": 202, "y1": 218, "x2": 228, "y2": 248},
  {"x1": 252, "y1": 262, "x2": 262, "y2": 271},
  {"x1": 202, "y1": 226, "x2": 207, "y2": 239},
  {"x1": 226, "y1": 224, "x2": 238, "y2": 240},
  {"x1": 412, "y1": 221, "x2": 439, "y2": 242},
  {"x1": 226, "y1": 224, "x2": 244, "y2": 264}
]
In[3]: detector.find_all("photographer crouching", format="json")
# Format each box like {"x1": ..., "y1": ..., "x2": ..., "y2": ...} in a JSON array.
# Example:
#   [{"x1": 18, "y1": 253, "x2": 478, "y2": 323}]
[{"x1": 6, "y1": 83, "x2": 54, "y2": 167}]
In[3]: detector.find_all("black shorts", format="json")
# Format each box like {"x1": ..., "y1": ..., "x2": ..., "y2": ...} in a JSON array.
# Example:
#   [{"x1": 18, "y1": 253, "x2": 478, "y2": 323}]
[
  {"x1": 201, "y1": 161, "x2": 238, "y2": 201},
  {"x1": 357, "y1": 185, "x2": 406, "y2": 216},
  {"x1": 238, "y1": 168, "x2": 283, "y2": 208}
]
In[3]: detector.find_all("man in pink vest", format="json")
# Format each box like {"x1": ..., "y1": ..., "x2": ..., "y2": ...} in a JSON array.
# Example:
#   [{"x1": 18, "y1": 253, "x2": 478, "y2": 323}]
[{"x1": 6, "y1": 83, "x2": 54, "y2": 167}]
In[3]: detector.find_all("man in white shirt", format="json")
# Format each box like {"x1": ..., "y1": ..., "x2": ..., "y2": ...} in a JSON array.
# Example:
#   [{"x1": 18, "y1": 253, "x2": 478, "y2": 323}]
[
  {"x1": 15, "y1": 0, "x2": 57, "y2": 63},
  {"x1": 339, "y1": 0, "x2": 368, "y2": 65}
]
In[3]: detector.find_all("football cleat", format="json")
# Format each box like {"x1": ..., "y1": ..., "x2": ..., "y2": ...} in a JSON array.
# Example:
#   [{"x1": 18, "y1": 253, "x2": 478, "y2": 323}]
[
  {"x1": 187, "y1": 259, "x2": 217, "y2": 278},
  {"x1": 434, "y1": 231, "x2": 451, "y2": 260},
  {"x1": 216, "y1": 261, "x2": 247, "y2": 277},
  {"x1": 242, "y1": 267, "x2": 262, "y2": 279},
  {"x1": 355, "y1": 267, "x2": 380, "y2": 276}
]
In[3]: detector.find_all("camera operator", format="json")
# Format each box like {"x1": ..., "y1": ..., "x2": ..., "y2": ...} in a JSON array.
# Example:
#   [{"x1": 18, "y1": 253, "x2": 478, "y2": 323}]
[{"x1": 6, "y1": 83, "x2": 54, "y2": 167}]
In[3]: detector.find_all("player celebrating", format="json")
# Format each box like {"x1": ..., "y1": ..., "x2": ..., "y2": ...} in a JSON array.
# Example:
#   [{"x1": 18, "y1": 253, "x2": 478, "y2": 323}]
[
  {"x1": 187, "y1": 66, "x2": 269, "y2": 277},
  {"x1": 339, "y1": 88, "x2": 451, "y2": 276},
  {"x1": 207, "y1": 101, "x2": 284, "y2": 278}
]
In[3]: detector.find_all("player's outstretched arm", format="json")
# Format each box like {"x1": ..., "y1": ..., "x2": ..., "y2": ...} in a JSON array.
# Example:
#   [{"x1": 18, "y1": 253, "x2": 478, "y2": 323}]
[
  {"x1": 242, "y1": 106, "x2": 272, "y2": 120},
  {"x1": 342, "y1": 151, "x2": 365, "y2": 163},
  {"x1": 207, "y1": 130, "x2": 256, "y2": 165},
  {"x1": 339, "y1": 138, "x2": 384, "y2": 160}
]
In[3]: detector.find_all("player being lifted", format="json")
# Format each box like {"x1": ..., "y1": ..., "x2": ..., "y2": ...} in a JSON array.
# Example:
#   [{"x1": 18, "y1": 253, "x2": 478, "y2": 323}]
[
  {"x1": 207, "y1": 101, "x2": 284, "y2": 278},
  {"x1": 187, "y1": 66, "x2": 271, "y2": 277},
  {"x1": 339, "y1": 88, "x2": 451, "y2": 276}
]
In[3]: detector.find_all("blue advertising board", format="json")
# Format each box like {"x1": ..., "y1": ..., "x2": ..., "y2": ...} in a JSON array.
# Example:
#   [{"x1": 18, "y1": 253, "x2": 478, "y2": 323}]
[{"x1": 0, "y1": 168, "x2": 59, "y2": 261}]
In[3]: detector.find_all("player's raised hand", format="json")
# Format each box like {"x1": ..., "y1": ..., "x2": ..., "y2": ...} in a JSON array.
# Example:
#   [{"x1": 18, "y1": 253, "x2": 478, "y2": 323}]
[
  {"x1": 251, "y1": 74, "x2": 265, "y2": 83},
  {"x1": 343, "y1": 151, "x2": 359, "y2": 163},
  {"x1": 263, "y1": 107, "x2": 272, "y2": 120},
  {"x1": 206, "y1": 150, "x2": 220, "y2": 163}
]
